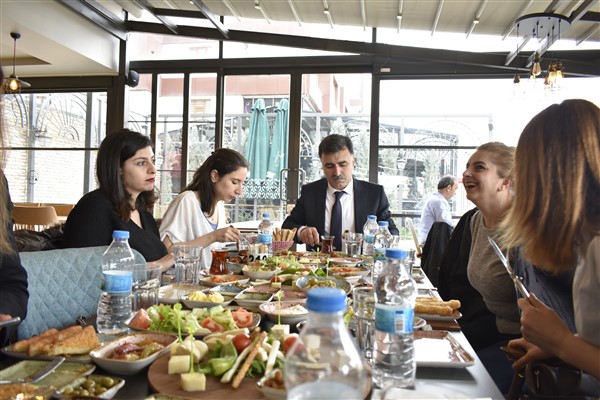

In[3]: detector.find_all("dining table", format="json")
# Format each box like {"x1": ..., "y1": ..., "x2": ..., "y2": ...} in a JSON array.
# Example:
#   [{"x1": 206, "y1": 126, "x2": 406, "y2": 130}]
[{"x1": 0, "y1": 256, "x2": 505, "y2": 400}]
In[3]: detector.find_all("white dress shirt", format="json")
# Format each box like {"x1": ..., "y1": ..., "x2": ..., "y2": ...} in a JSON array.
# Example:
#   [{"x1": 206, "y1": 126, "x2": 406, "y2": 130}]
[{"x1": 325, "y1": 179, "x2": 356, "y2": 236}]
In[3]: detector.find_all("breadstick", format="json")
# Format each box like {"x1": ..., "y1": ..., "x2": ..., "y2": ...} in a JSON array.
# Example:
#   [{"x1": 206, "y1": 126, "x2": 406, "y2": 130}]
[
  {"x1": 415, "y1": 304, "x2": 454, "y2": 316},
  {"x1": 232, "y1": 331, "x2": 268, "y2": 389},
  {"x1": 416, "y1": 298, "x2": 461, "y2": 310}
]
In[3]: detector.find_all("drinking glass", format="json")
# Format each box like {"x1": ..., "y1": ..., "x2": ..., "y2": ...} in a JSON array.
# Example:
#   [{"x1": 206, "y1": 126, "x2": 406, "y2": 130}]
[
  {"x1": 343, "y1": 232, "x2": 363, "y2": 257},
  {"x1": 352, "y1": 286, "x2": 375, "y2": 364},
  {"x1": 321, "y1": 235, "x2": 335, "y2": 254},
  {"x1": 129, "y1": 263, "x2": 162, "y2": 311},
  {"x1": 173, "y1": 244, "x2": 203, "y2": 284}
]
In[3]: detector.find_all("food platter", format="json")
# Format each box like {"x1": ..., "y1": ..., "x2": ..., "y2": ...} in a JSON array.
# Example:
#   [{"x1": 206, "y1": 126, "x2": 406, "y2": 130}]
[
  {"x1": 158, "y1": 284, "x2": 208, "y2": 305},
  {"x1": 0, "y1": 345, "x2": 92, "y2": 364},
  {"x1": 259, "y1": 301, "x2": 309, "y2": 325},
  {"x1": 328, "y1": 257, "x2": 362, "y2": 267},
  {"x1": 294, "y1": 275, "x2": 351, "y2": 294},
  {"x1": 198, "y1": 275, "x2": 250, "y2": 287},
  {"x1": 148, "y1": 353, "x2": 265, "y2": 399},
  {"x1": 181, "y1": 292, "x2": 235, "y2": 309},
  {"x1": 0, "y1": 360, "x2": 96, "y2": 389},
  {"x1": 414, "y1": 330, "x2": 475, "y2": 368}
]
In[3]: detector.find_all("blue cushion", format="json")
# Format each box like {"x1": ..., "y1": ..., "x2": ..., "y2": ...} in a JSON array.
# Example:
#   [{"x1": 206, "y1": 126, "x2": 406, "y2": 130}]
[{"x1": 17, "y1": 246, "x2": 146, "y2": 340}]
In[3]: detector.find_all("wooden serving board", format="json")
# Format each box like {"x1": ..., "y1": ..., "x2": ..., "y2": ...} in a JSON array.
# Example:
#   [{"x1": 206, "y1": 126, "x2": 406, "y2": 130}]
[{"x1": 147, "y1": 354, "x2": 265, "y2": 399}]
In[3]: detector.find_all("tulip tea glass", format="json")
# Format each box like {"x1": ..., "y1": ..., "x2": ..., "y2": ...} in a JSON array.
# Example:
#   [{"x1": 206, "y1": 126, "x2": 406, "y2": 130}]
[
  {"x1": 321, "y1": 235, "x2": 335, "y2": 254},
  {"x1": 209, "y1": 248, "x2": 230, "y2": 275}
]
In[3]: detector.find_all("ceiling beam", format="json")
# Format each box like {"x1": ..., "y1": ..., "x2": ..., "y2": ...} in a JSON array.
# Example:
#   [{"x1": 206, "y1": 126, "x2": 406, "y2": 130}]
[
  {"x1": 466, "y1": 0, "x2": 488, "y2": 38},
  {"x1": 189, "y1": 0, "x2": 229, "y2": 39},
  {"x1": 60, "y1": 0, "x2": 127, "y2": 41},
  {"x1": 287, "y1": 0, "x2": 303, "y2": 26},
  {"x1": 221, "y1": 0, "x2": 241, "y2": 21},
  {"x1": 360, "y1": 0, "x2": 367, "y2": 31},
  {"x1": 397, "y1": 0, "x2": 404, "y2": 33},
  {"x1": 131, "y1": 0, "x2": 179, "y2": 34},
  {"x1": 577, "y1": 24, "x2": 600, "y2": 45},
  {"x1": 501, "y1": 0, "x2": 534, "y2": 40}
]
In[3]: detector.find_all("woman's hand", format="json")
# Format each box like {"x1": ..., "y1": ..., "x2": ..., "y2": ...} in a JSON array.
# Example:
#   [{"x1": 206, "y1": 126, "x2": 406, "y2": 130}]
[
  {"x1": 213, "y1": 226, "x2": 240, "y2": 243},
  {"x1": 151, "y1": 253, "x2": 175, "y2": 273},
  {"x1": 506, "y1": 337, "x2": 551, "y2": 370},
  {"x1": 518, "y1": 294, "x2": 571, "y2": 357}
]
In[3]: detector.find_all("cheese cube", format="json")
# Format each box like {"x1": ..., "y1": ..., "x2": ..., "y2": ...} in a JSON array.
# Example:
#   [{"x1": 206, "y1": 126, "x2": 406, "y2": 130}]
[
  {"x1": 270, "y1": 324, "x2": 290, "y2": 342},
  {"x1": 172, "y1": 338, "x2": 201, "y2": 362},
  {"x1": 168, "y1": 355, "x2": 191, "y2": 374},
  {"x1": 181, "y1": 372, "x2": 206, "y2": 392}
]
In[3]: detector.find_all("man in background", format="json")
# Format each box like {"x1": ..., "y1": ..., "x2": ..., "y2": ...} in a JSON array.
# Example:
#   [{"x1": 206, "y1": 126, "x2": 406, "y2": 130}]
[
  {"x1": 419, "y1": 175, "x2": 458, "y2": 244},
  {"x1": 282, "y1": 134, "x2": 398, "y2": 251}
]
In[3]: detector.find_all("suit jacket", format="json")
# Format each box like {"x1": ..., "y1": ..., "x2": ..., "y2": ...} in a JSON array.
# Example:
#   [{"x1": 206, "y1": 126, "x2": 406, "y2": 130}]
[{"x1": 282, "y1": 178, "x2": 398, "y2": 245}]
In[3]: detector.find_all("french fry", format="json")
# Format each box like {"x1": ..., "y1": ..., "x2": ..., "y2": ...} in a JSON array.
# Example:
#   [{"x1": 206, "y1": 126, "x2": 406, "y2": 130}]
[
  {"x1": 290, "y1": 227, "x2": 297, "y2": 241},
  {"x1": 232, "y1": 331, "x2": 268, "y2": 389},
  {"x1": 274, "y1": 228, "x2": 281, "y2": 241}
]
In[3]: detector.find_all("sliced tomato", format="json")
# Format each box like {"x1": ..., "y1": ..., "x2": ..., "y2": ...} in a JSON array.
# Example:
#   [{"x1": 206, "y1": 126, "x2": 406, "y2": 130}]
[
  {"x1": 129, "y1": 309, "x2": 151, "y2": 330},
  {"x1": 200, "y1": 316, "x2": 225, "y2": 333},
  {"x1": 232, "y1": 333, "x2": 252, "y2": 352},
  {"x1": 231, "y1": 308, "x2": 253, "y2": 328}
]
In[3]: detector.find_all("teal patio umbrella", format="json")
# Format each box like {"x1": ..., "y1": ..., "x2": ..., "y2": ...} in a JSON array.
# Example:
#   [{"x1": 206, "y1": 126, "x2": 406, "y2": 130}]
[
  {"x1": 245, "y1": 98, "x2": 270, "y2": 180},
  {"x1": 267, "y1": 99, "x2": 289, "y2": 180}
]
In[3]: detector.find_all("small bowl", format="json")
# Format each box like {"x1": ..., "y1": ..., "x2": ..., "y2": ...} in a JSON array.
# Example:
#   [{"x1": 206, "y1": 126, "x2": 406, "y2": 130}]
[
  {"x1": 294, "y1": 275, "x2": 351, "y2": 294},
  {"x1": 328, "y1": 257, "x2": 362, "y2": 267},
  {"x1": 279, "y1": 289, "x2": 307, "y2": 303},
  {"x1": 89, "y1": 332, "x2": 177, "y2": 375},
  {"x1": 242, "y1": 265, "x2": 280, "y2": 280},
  {"x1": 233, "y1": 291, "x2": 274, "y2": 310},
  {"x1": 208, "y1": 284, "x2": 245, "y2": 296},
  {"x1": 257, "y1": 368, "x2": 286, "y2": 400},
  {"x1": 226, "y1": 262, "x2": 244, "y2": 274},
  {"x1": 259, "y1": 301, "x2": 309, "y2": 325},
  {"x1": 54, "y1": 374, "x2": 125, "y2": 399},
  {"x1": 181, "y1": 291, "x2": 234, "y2": 309}
]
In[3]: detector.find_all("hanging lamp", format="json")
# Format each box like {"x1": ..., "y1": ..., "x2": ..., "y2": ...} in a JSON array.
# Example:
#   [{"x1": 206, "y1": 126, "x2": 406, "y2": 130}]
[{"x1": 2, "y1": 32, "x2": 31, "y2": 94}]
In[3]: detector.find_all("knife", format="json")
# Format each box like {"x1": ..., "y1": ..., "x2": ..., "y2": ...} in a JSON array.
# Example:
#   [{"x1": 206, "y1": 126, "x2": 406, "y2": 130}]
[
  {"x1": 487, "y1": 236, "x2": 531, "y2": 300},
  {"x1": 0, "y1": 356, "x2": 65, "y2": 384}
]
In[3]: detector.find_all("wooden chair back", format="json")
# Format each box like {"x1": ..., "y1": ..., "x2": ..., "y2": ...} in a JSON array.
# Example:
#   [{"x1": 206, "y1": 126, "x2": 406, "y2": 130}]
[
  {"x1": 12, "y1": 205, "x2": 59, "y2": 231},
  {"x1": 41, "y1": 203, "x2": 75, "y2": 217},
  {"x1": 406, "y1": 218, "x2": 423, "y2": 257}
]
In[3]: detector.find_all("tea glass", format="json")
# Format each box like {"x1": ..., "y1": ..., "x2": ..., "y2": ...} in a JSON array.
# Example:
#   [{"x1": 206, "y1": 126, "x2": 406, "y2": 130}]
[
  {"x1": 128, "y1": 263, "x2": 162, "y2": 311},
  {"x1": 321, "y1": 235, "x2": 335, "y2": 254},
  {"x1": 209, "y1": 248, "x2": 229, "y2": 275},
  {"x1": 173, "y1": 244, "x2": 203, "y2": 284}
]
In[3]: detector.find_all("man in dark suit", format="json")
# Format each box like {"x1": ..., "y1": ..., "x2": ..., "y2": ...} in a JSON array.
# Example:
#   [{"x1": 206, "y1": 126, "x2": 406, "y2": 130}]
[{"x1": 282, "y1": 134, "x2": 398, "y2": 250}]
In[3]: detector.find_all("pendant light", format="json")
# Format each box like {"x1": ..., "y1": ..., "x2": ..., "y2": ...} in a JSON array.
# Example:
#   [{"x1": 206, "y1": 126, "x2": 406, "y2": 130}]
[{"x1": 2, "y1": 32, "x2": 31, "y2": 94}]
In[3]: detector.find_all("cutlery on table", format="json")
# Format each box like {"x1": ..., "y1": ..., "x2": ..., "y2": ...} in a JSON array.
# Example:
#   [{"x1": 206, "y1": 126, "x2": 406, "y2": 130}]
[
  {"x1": 0, "y1": 316, "x2": 21, "y2": 329},
  {"x1": 0, "y1": 356, "x2": 65, "y2": 384},
  {"x1": 487, "y1": 236, "x2": 531, "y2": 301}
]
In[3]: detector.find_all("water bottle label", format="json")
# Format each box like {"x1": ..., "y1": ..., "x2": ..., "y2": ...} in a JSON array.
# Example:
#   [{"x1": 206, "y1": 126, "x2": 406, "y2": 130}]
[
  {"x1": 375, "y1": 304, "x2": 414, "y2": 334},
  {"x1": 364, "y1": 234, "x2": 375, "y2": 244},
  {"x1": 103, "y1": 270, "x2": 133, "y2": 293}
]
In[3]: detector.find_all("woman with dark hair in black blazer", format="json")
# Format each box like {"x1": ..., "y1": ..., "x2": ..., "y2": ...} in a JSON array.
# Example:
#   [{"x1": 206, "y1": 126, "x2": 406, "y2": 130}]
[{"x1": 62, "y1": 129, "x2": 173, "y2": 271}]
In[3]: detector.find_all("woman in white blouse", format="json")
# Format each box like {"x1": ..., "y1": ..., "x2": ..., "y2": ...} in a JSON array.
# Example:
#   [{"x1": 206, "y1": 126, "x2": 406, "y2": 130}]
[{"x1": 160, "y1": 148, "x2": 249, "y2": 269}]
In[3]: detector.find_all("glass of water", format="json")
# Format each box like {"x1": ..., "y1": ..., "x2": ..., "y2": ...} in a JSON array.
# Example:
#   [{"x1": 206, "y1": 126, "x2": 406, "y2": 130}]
[
  {"x1": 343, "y1": 232, "x2": 363, "y2": 257},
  {"x1": 352, "y1": 286, "x2": 375, "y2": 364},
  {"x1": 173, "y1": 244, "x2": 203, "y2": 284}
]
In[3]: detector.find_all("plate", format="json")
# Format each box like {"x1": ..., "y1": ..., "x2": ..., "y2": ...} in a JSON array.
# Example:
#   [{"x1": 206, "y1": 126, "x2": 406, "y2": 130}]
[
  {"x1": 415, "y1": 309, "x2": 462, "y2": 321},
  {"x1": 256, "y1": 368, "x2": 286, "y2": 400},
  {"x1": 208, "y1": 284, "x2": 246, "y2": 295},
  {"x1": 328, "y1": 257, "x2": 362, "y2": 267},
  {"x1": 181, "y1": 292, "x2": 234, "y2": 309},
  {"x1": 294, "y1": 275, "x2": 351, "y2": 294},
  {"x1": 54, "y1": 374, "x2": 125, "y2": 399},
  {"x1": 233, "y1": 291, "x2": 274, "y2": 310},
  {"x1": 412, "y1": 267, "x2": 426, "y2": 282},
  {"x1": 198, "y1": 275, "x2": 250, "y2": 287},
  {"x1": 242, "y1": 265, "x2": 280, "y2": 280},
  {"x1": 89, "y1": 332, "x2": 177, "y2": 375},
  {"x1": 158, "y1": 284, "x2": 208, "y2": 305},
  {"x1": 0, "y1": 383, "x2": 54, "y2": 399},
  {"x1": 259, "y1": 301, "x2": 309, "y2": 325},
  {"x1": 0, "y1": 360, "x2": 95, "y2": 389},
  {"x1": 414, "y1": 330, "x2": 475, "y2": 368}
]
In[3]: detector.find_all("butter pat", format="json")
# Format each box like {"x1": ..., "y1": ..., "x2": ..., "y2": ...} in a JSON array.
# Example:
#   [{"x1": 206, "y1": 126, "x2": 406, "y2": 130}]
[
  {"x1": 168, "y1": 355, "x2": 191, "y2": 374},
  {"x1": 181, "y1": 372, "x2": 206, "y2": 391}
]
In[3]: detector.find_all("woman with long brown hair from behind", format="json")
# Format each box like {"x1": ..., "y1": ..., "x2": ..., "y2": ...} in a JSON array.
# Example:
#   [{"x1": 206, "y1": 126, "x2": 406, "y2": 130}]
[
  {"x1": 504, "y1": 99, "x2": 600, "y2": 382},
  {"x1": 0, "y1": 66, "x2": 29, "y2": 345}
]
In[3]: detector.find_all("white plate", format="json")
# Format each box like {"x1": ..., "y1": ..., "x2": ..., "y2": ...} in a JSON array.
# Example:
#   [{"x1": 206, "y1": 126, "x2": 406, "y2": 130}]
[
  {"x1": 198, "y1": 275, "x2": 250, "y2": 287},
  {"x1": 89, "y1": 332, "x2": 177, "y2": 375},
  {"x1": 259, "y1": 301, "x2": 309, "y2": 325},
  {"x1": 415, "y1": 309, "x2": 462, "y2": 321},
  {"x1": 414, "y1": 330, "x2": 475, "y2": 368},
  {"x1": 242, "y1": 265, "x2": 280, "y2": 280},
  {"x1": 233, "y1": 291, "x2": 274, "y2": 310},
  {"x1": 413, "y1": 316, "x2": 427, "y2": 330},
  {"x1": 328, "y1": 257, "x2": 362, "y2": 267},
  {"x1": 158, "y1": 284, "x2": 207, "y2": 305},
  {"x1": 181, "y1": 292, "x2": 234, "y2": 309},
  {"x1": 294, "y1": 275, "x2": 351, "y2": 294},
  {"x1": 54, "y1": 374, "x2": 125, "y2": 399}
]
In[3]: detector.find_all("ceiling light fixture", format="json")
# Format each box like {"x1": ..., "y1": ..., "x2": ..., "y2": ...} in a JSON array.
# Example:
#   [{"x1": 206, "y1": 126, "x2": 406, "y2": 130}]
[
  {"x1": 324, "y1": 7, "x2": 330, "y2": 15},
  {"x1": 254, "y1": 0, "x2": 261, "y2": 10},
  {"x1": 2, "y1": 32, "x2": 31, "y2": 94}
]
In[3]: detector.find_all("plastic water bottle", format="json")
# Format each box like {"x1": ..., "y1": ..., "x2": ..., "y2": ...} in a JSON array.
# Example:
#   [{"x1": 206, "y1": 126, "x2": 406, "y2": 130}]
[
  {"x1": 373, "y1": 248, "x2": 417, "y2": 389},
  {"x1": 258, "y1": 213, "x2": 273, "y2": 235},
  {"x1": 362, "y1": 215, "x2": 378, "y2": 256},
  {"x1": 96, "y1": 230, "x2": 135, "y2": 334},
  {"x1": 285, "y1": 287, "x2": 369, "y2": 400},
  {"x1": 373, "y1": 221, "x2": 392, "y2": 259},
  {"x1": 254, "y1": 233, "x2": 273, "y2": 260}
]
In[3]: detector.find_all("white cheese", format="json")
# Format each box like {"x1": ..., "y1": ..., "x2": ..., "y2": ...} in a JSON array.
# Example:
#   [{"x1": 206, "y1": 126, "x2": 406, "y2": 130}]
[
  {"x1": 168, "y1": 355, "x2": 191, "y2": 374},
  {"x1": 181, "y1": 372, "x2": 206, "y2": 391}
]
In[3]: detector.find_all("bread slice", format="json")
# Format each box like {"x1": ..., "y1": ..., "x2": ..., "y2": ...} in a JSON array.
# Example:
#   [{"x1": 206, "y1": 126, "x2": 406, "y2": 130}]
[
  {"x1": 47, "y1": 326, "x2": 100, "y2": 356},
  {"x1": 28, "y1": 325, "x2": 82, "y2": 356},
  {"x1": 12, "y1": 328, "x2": 59, "y2": 353}
]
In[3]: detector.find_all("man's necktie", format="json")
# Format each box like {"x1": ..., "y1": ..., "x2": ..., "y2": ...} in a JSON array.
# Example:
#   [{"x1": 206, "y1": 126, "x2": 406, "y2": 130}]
[{"x1": 330, "y1": 191, "x2": 344, "y2": 251}]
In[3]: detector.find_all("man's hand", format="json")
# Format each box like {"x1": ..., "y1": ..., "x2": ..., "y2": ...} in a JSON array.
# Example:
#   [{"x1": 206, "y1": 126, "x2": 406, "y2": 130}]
[{"x1": 299, "y1": 227, "x2": 320, "y2": 246}]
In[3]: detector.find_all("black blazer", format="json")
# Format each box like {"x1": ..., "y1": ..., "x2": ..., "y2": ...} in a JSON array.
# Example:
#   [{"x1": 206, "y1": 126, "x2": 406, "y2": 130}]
[{"x1": 282, "y1": 178, "x2": 398, "y2": 244}]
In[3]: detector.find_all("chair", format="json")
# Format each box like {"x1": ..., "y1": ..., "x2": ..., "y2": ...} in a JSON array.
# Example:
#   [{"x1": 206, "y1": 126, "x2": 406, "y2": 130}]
[
  {"x1": 42, "y1": 203, "x2": 75, "y2": 218},
  {"x1": 12, "y1": 205, "x2": 59, "y2": 231},
  {"x1": 406, "y1": 218, "x2": 422, "y2": 257}
]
